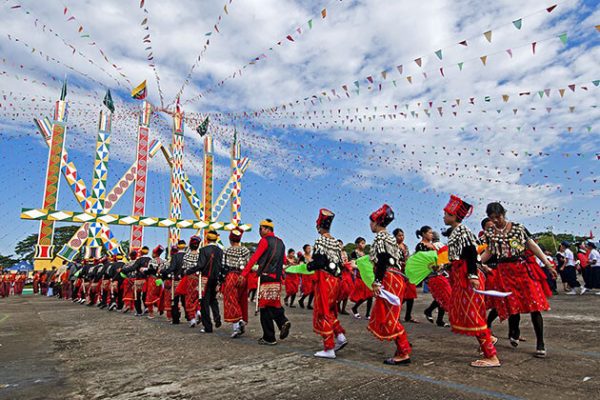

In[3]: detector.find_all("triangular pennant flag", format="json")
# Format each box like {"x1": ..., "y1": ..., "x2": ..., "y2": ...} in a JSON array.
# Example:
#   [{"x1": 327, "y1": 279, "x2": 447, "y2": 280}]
[
  {"x1": 502, "y1": 94, "x2": 509, "y2": 102},
  {"x1": 459, "y1": 40, "x2": 468, "y2": 46},
  {"x1": 321, "y1": 8, "x2": 327, "y2": 18},
  {"x1": 596, "y1": 25, "x2": 600, "y2": 32},
  {"x1": 538, "y1": 90, "x2": 544, "y2": 98},
  {"x1": 224, "y1": 4, "x2": 228, "y2": 14},
  {"x1": 396, "y1": 65, "x2": 403, "y2": 75},
  {"x1": 512, "y1": 19, "x2": 522, "y2": 29},
  {"x1": 593, "y1": 80, "x2": 599, "y2": 86},
  {"x1": 414, "y1": 58, "x2": 422, "y2": 67},
  {"x1": 546, "y1": 4, "x2": 557, "y2": 13},
  {"x1": 513, "y1": 109, "x2": 518, "y2": 115},
  {"x1": 103, "y1": 89, "x2": 114, "y2": 113},
  {"x1": 381, "y1": 70, "x2": 387, "y2": 79},
  {"x1": 286, "y1": 35, "x2": 294, "y2": 42},
  {"x1": 406, "y1": 76, "x2": 412, "y2": 84},
  {"x1": 532, "y1": 42, "x2": 537, "y2": 54},
  {"x1": 544, "y1": 88, "x2": 551, "y2": 97},
  {"x1": 483, "y1": 30, "x2": 492, "y2": 42},
  {"x1": 308, "y1": 19, "x2": 313, "y2": 29},
  {"x1": 480, "y1": 55, "x2": 487, "y2": 65},
  {"x1": 457, "y1": 62, "x2": 464, "y2": 71},
  {"x1": 559, "y1": 32, "x2": 567, "y2": 44},
  {"x1": 60, "y1": 78, "x2": 67, "y2": 100},
  {"x1": 435, "y1": 49, "x2": 443, "y2": 60},
  {"x1": 439, "y1": 67, "x2": 444, "y2": 77},
  {"x1": 506, "y1": 49, "x2": 513, "y2": 58},
  {"x1": 568, "y1": 84, "x2": 576, "y2": 92}
]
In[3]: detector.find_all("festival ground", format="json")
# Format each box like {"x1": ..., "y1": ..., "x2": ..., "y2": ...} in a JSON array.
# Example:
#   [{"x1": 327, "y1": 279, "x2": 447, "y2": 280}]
[{"x1": 1, "y1": 295, "x2": 598, "y2": 400}]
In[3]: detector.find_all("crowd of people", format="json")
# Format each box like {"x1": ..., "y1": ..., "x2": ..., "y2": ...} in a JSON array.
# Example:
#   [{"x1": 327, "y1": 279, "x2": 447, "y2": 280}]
[
  {"x1": 0, "y1": 271, "x2": 27, "y2": 297},
  {"x1": 20, "y1": 195, "x2": 599, "y2": 369}
]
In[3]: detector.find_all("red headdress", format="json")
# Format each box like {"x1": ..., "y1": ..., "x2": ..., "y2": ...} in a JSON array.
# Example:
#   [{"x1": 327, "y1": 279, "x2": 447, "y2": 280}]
[
  {"x1": 316, "y1": 208, "x2": 335, "y2": 230},
  {"x1": 170, "y1": 245, "x2": 179, "y2": 255},
  {"x1": 369, "y1": 204, "x2": 394, "y2": 227},
  {"x1": 229, "y1": 229, "x2": 243, "y2": 243},
  {"x1": 444, "y1": 195, "x2": 473, "y2": 221},
  {"x1": 152, "y1": 245, "x2": 164, "y2": 257}
]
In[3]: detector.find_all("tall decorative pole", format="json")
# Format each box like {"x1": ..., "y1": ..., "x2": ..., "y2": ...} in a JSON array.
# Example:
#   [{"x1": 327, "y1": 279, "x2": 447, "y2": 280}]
[
  {"x1": 130, "y1": 80, "x2": 150, "y2": 252},
  {"x1": 168, "y1": 99, "x2": 184, "y2": 251},
  {"x1": 202, "y1": 133, "x2": 214, "y2": 242},
  {"x1": 34, "y1": 80, "x2": 68, "y2": 270},
  {"x1": 85, "y1": 90, "x2": 113, "y2": 259},
  {"x1": 230, "y1": 129, "x2": 242, "y2": 226}
]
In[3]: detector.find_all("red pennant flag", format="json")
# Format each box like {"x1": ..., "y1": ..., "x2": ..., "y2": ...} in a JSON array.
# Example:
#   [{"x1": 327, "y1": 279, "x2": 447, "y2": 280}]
[
  {"x1": 214, "y1": 24, "x2": 219, "y2": 33},
  {"x1": 140, "y1": 0, "x2": 145, "y2": 8},
  {"x1": 532, "y1": 42, "x2": 537, "y2": 54},
  {"x1": 396, "y1": 65, "x2": 403, "y2": 75},
  {"x1": 67, "y1": 16, "x2": 75, "y2": 21},
  {"x1": 546, "y1": 4, "x2": 557, "y2": 13},
  {"x1": 286, "y1": 35, "x2": 294, "y2": 42},
  {"x1": 63, "y1": 7, "x2": 68, "y2": 14},
  {"x1": 366, "y1": 76, "x2": 373, "y2": 83},
  {"x1": 414, "y1": 58, "x2": 422, "y2": 67},
  {"x1": 568, "y1": 84, "x2": 576, "y2": 92}
]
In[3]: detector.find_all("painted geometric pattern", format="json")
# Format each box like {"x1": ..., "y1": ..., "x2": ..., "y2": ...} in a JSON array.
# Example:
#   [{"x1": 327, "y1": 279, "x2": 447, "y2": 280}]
[
  {"x1": 131, "y1": 125, "x2": 149, "y2": 250},
  {"x1": 169, "y1": 132, "x2": 184, "y2": 247},
  {"x1": 37, "y1": 117, "x2": 66, "y2": 253},
  {"x1": 203, "y1": 152, "x2": 213, "y2": 224},
  {"x1": 231, "y1": 160, "x2": 242, "y2": 225},
  {"x1": 22, "y1": 208, "x2": 237, "y2": 231},
  {"x1": 89, "y1": 127, "x2": 111, "y2": 214},
  {"x1": 213, "y1": 158, "x2": 249, "y2": 220}
]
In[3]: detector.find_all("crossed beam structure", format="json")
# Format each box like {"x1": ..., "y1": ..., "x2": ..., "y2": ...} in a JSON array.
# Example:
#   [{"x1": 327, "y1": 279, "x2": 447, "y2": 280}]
[{"x1": 24, "y1": 83, "x2": 251, "y2": 270}]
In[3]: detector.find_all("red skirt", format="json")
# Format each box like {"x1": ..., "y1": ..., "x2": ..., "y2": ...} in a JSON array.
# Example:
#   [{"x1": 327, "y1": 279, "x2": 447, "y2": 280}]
[
  {"x1": 448, "y1": 260, "x2": 488, "y2": 337},
  {"x1": 176, "y1": 275, "x2": 201, "y2": 319},
  {"x1": 496, "y1": 258, "x2": 550, "y2": 320},
  {"x1": 350, "y1": 272, "x2": 372, "y2": 303},
  {"x1": 284, "y1": 273, "x2": 300, "y2": 296},
  {"x1": 403, "y1": 279, "x2": 418, "y2": 300},
  {"x1": 368, "y1": 269, "x2": 406, "y2": 341},
  {"x1": 122, "y1": 279, "x2": 135, "y2": 302},
  {"x1": 427, "y1": 274, "x2": 452, "y2": 312},
  {"x1": 337, "y1": 269, "x2": 354, "y2": 302},
  {"x1": 247, "y1": 271, "x2": 258, "y2": 291},
  {"x1": 301, "y1": 274, "x2": 315, "y2": 295},
  {"x1": 144, "y1": 277, "x2": 163, "y2": 306},
  {"x1": 313, "y1": 271, "x2": 344, "y2": 342},
  {"x1": 223, "y1": 272, "x2": 248, "y2": 323}
]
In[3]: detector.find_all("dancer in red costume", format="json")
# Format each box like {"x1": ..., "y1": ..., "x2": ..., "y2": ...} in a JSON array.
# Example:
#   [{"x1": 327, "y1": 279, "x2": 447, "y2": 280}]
[
  {"x1": 367, "y1": 204, "x2": 412, "y2": 365},
  {"x1": 283, "y1": 249, "x2": 300, "y2": 308},
  {"x1": 481, "y1": 202, "x2": 556, "y2": 358},
  {"x1": 222, "y1": 229, "x2": 251, "y2": 338},
  {"x1": 144, "y1": 245, "x2": 165, "y2": 319},
  {"x1": 298, "y1": 244, "x2": 315, "y2": 309},
  {"x1": 308, "y1": 209, "x2": 348, "y2": 359},
  {"x1": 350, "y1": 237, "x2": 372, "y2": 319},
  {"x1": 336, "y1": 242, "x2": 353, "y2": 315},
  {"x1": 443, "y1": 195, "x2": 500, "y2": 368}
]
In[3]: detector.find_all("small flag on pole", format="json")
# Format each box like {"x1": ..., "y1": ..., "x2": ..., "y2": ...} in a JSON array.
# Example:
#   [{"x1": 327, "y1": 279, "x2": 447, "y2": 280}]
[
  {"x1": 103, "y1": 89, "x2": 115, "y2": 112},
  {"x1": 131, "y1": 80, "x2": 147, "y2": 100}
]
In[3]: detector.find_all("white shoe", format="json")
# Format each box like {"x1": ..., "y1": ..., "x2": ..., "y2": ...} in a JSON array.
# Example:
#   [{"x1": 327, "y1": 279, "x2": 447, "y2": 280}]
[
  {"x1": 580, "y1": 287, "x2": 588, "y2": 295},
  {"x1": 596, "y1": 291, "x2": 600, "y2": 295},
  {"x1": 565, "y1": 290, "x2": 577, "y2": 295},
  {"x1": 314, "y1": 349, "x2": 336, "y2": 359},
  {"x1": 189, "y1": 318, "x2": 197, "y2": 328},
  {"x1": 231, "y1": 329, "x2": 242, "y2": 338},
  {"x1": 334, "y1": 334, "x2": 348, "y2": 352}
]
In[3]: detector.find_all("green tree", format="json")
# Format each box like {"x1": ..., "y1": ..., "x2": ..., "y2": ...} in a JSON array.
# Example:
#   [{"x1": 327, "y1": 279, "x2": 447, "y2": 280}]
[
  {"x1": 119, "y1": 240, "x2": 130, "y2": 256},
  {"x1": 531, "y1": 231, "x2": 588, "y2": 254},
  {"x1": 0, "y1": 254, "x2": 18, "y2": 268}
]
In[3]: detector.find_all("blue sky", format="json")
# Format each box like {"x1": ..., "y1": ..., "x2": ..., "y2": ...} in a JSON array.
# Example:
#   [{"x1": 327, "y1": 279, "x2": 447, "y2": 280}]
[{"x1": 0, "y1": 0, "x2": 598, "y2": 257}]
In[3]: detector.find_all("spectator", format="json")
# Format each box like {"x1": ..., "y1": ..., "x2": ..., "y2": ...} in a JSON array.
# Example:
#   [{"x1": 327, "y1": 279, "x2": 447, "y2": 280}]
[{"x1": 560, "y1": 241, "x2": 585, "y2": 295}]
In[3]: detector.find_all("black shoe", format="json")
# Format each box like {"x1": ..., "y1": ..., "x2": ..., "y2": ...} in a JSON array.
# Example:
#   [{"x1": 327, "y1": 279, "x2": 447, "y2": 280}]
[
  {"x1": 340, "y1": 310, "x2": 349, "y2": 315},
  {"x1": 239, "y1": 321, "x2": 246, "y2": 334},
  {"x1": 383, "y1": 357, "x2": 411, "y2": 366},
  {"x1": 214, "y1": 320, "x2": 222, "y2": 328},
  {"x1": 307, "y1": 305, "x2": 313, "y2": 310},
  {"x1": 298, "y1": 299, "x2": 305, "y2": 309},
  {"x1": 200, "y1": 328, "x2": 213, "y2": 333},
  {"x1": 258, "y1": 338, "x2": 277, "y2": 346},
  {"x1": 280, "y1": 321, "x2": 291, "y2": 340},
  {"x1": 171, "y1": 320, "x2": 180, "y2": 325},
  {"x1": 424, "y1": 310, "x2": 434, "y2": 323},
  {"x1": 289, "y1": 305, "x2": 296, "y2": 308}
]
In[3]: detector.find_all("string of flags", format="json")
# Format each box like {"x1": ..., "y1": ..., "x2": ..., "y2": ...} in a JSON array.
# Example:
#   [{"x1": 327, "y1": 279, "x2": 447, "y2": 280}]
[{"x1": 138, "y1": 2, "x2": 166, "y2": 108}]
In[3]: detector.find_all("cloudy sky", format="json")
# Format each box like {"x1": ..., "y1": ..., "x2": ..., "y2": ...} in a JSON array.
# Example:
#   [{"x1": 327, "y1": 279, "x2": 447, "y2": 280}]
[{"x1": 0, "y1": 0, "x2": 598, "y2": 256}]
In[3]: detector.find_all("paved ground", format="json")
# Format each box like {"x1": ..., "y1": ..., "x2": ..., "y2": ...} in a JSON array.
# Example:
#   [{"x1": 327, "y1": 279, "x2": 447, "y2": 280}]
[{"x1": 1, "y1": 293, "x2": 599, "y2": 400}]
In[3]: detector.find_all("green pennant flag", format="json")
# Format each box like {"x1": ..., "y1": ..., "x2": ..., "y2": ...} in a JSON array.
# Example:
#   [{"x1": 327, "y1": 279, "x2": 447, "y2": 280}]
[
  {"x1": 308, "y1": 19, "x2": 313, "y2": 29},
  {"x1": 196, "y1": 116, "x2": 209, "y2": 136},
  {"x1": 457, "y1": 62, "x2": 464, "y2": 71},
  {"x1": 435, "y1": 49, "x2": 443, "y2": 60},
  {"x1": 593, "y1": 80, "x2": 599, "y2": 87},
  {"x1": 538, "y1": 90, "x2": 544, "y2": 98},
  {"x1": 558, "y1": 32, "x2": 567, "y2": 45},
  {"x1": 512, "y1": 19, "x2": 522, "y2": 29},
  {"x1": 60, "y1": 78, "x2": 67, "y2": 100},
  {"x1": 103, "y1": 89, "x2": 115, "y2": 113}
]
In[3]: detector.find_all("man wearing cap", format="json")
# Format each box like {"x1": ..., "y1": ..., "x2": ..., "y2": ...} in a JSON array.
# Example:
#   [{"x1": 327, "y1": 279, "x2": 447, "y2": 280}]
[
  {"x1": 107, "y1": 254, "x2": 125, "y2": 311},
  {"x1": 367, "y1": 204, "x2": 412, "y2": 366},
  {"x1": 559, "y1": 241, "x2": 583, "y2": 295},
  {"x1": 144, "y1": 245, "x2": 165, "y2": 319},
  {"x1": 162, "y1": 240, "x2": 187, "y2": 323},
  {"x1": 186, "y1": 230, "x2": 223, "y2": 333},
  {"x1": 221, "y1": 229, "x2": 251, "y2": 338},
  {"x1": 123, "y1": 246, "x2": 151, "y2": 315},
  {"x1": 175, "y1": 236, "x2": 202, "y2": 327},
  {"x1": 308, "y1": 209, "x2": 347, "y2": 359},
  {"x1": 240, "y1": 219, "x2": 291, "y2": 345}
]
